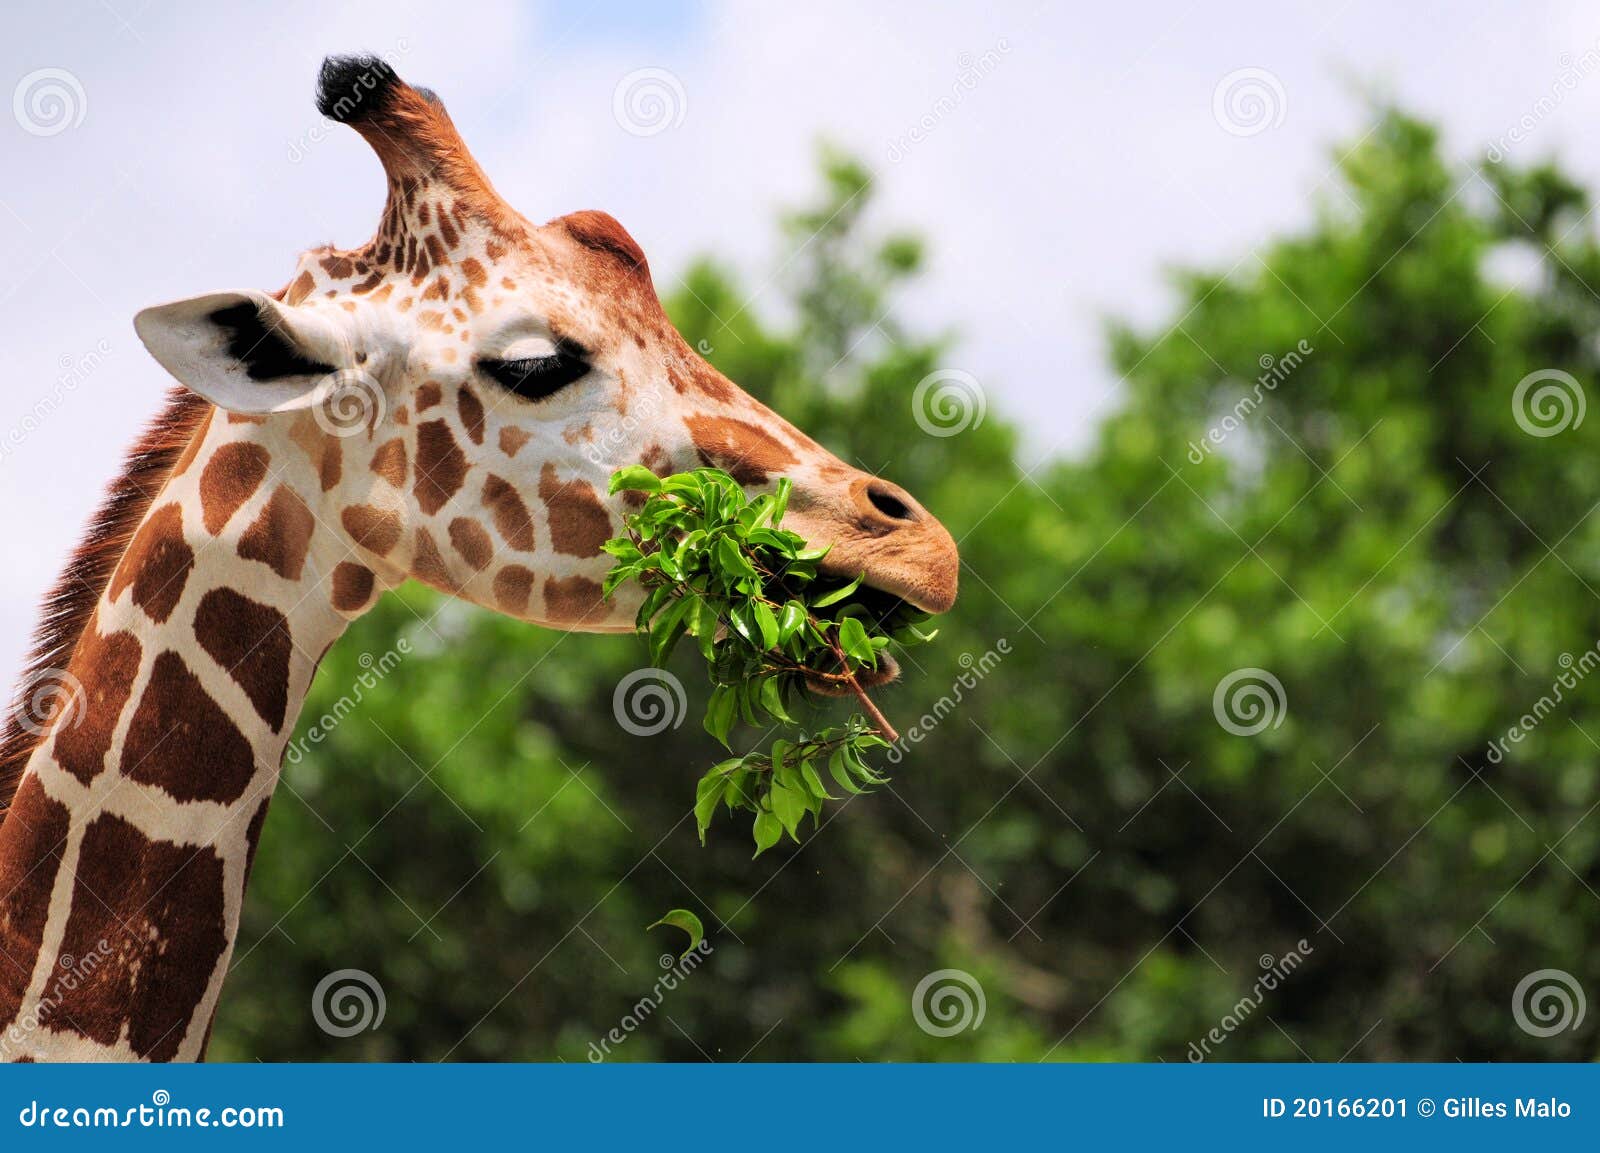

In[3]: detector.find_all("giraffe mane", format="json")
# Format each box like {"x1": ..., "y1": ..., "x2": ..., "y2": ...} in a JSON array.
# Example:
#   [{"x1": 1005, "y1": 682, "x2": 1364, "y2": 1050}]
[{"x1": 0, "y1": 389, "x2": 211, "y2": 819}]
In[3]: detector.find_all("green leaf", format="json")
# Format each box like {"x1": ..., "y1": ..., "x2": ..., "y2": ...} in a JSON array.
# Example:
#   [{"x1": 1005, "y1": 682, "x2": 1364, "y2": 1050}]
[
  {"x1": 769, "y1": 779, "x2": 806, "y2": 837},
  {"x1": 716, "y1": 535, "x2": 759, "y2": 581},
  {"x1": 751, "y1": 600, "x2": 779, "y2": 650},
  {"x1": 800, "y1": 757, "x2": 832, "y2": 800},
  {"x1": 828, "y1": 748, "x2": 866, "y2": 794},
  {"x1": 838, "y1": 616, "x2": 877, "y2": 667},
  {"x1": 771, "y1": 477, "x2": 791, "y2": 526},
  {"x1": 609, "y1": 465, "x2": 663, "y2": 494},
  {"x1": 752, "y1": 809, "x2": 782, "y2": 857},
  {"x1": 759, "y1": 676, "x2": 794, "y2": 724},
  {"x1": 778, "y1": 600, "x2": 807, "y2": 644},
  {"x1": 704, "y1": 685, "x2": 738, "y2": 747},
  {"x1": 694, "y1": 773, "x2": 726, "y2": 844},
  {"x1": 647, "y1": 908, "x2": 705, "y2": 959},
  {"x1": 812, "y1": 572, "x2": 864, "y2": 608}
]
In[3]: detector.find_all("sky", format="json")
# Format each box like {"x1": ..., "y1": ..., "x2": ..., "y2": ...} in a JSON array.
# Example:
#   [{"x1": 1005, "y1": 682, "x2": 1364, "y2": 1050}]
[{"x1": 4, "y1": 0, "x2": 1600, "y2": 686}]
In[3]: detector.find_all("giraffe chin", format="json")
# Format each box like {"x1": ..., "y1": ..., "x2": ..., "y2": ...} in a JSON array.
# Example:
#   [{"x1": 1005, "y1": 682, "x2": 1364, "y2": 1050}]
[{"x1": 803, "y1": 650, "x2": 901, "y2": 697}]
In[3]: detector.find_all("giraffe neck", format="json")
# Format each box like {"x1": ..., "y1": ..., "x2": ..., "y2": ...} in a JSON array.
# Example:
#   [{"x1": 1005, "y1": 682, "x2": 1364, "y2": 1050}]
[{"x1": 0, "y1": 408, "x2": 372, "y2": 1061}]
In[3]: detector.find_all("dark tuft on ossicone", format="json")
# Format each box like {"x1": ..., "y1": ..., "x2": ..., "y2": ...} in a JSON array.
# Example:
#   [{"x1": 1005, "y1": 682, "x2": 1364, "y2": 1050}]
[{"x1": 315, "y1": 54, "x2": 403, "y2": 124}]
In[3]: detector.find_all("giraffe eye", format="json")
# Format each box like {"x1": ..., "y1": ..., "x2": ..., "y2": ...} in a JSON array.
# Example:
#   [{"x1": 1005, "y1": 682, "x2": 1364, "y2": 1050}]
[{"x1": 480, "y1": 341, "x2": 590, "y2": 401}]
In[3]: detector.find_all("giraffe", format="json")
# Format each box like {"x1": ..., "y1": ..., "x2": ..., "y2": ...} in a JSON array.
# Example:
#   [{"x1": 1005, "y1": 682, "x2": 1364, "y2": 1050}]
[{"x1": 0, "y1": 55, "x2": 958, "y2": 1062}]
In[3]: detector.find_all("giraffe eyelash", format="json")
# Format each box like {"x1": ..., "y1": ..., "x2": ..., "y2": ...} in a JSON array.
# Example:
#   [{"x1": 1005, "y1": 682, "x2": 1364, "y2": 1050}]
[{"x1": 478, "y1": 341, "x2": 591, "y2": 401}]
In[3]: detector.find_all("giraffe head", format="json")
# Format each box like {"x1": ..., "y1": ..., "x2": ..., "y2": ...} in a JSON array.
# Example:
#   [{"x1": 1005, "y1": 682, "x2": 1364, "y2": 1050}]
[{"x1": 133, "y1": 56, "x2": 957, "y2": 659}]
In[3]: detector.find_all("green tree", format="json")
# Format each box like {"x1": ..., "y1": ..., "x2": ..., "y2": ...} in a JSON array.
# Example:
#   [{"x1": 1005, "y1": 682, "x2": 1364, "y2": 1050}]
[{"x1": 214, "y1": 115, "x2": 1600, "y2": 1062}]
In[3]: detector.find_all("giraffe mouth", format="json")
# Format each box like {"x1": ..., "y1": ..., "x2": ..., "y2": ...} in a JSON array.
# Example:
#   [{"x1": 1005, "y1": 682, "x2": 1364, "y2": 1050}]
[{"x1": 799, "y1": 584, "x2": 925, "y2": 697}]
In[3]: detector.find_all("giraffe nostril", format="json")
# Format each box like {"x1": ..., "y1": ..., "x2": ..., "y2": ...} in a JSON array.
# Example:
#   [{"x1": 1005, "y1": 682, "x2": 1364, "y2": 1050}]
[{"x1": 866, "y1": 482, "x2": 915, "y2": 523}]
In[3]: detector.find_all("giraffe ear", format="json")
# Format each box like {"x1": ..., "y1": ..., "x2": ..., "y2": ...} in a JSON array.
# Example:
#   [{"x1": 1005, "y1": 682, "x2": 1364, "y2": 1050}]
[{"x1": 134, "y1": 290, "x2": 345, "y2": 414}]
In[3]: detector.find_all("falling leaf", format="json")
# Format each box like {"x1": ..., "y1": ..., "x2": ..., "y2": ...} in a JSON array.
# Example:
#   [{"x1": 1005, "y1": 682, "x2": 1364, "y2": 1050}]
[{"x1": 648, "y1": 908, "x2": 705, "y2": 960}]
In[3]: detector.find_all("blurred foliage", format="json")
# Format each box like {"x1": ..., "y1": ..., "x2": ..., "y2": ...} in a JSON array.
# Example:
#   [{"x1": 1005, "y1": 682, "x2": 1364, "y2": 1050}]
[{"x1": 213, "y1": 113, "x2": 1600, "y2": 1061}]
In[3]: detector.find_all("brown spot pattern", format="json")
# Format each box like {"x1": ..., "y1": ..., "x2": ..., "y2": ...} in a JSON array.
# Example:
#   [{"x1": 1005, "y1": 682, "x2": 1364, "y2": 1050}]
[
  {"x1": 320, "y1": 440, "x2": 343, "y2": 492},
  {"x1": 286, "y1": 270, "x2": 315, "y2": 305},
  {"x1": 109, "y1": 503, "x2": 193, "y2": 624},
  {"x1": 199, "y1": 442, "x2": 270, "y2": 534},
  {"x1": 458, "y1": 387, "x2": 485, "y2": 445},
  {"x1": 410, "y1": 526, "x2": 457, "y2": 591},
  {"x1": 416, "y1": 381, "x2": 442, "y2": 411},
  {"x1": 331, "y1": 562, "x2": 376, "y2": 612},
  {"x1": 237, "y1": 485, "x2": 315, "y2": 580},
  {"x1": 170, "y1": 408, "x2": 213, "y2": 478},
  {"x1": 194, "y1": 588, "x2": 293, "y2": 732},
  {"x1": 414, "y1": 420, "x2": 468, "y2": 515},
  {"x1": 493, "y1": 565, "x2": 535, "y2": 614},
  {"x1": 52, "y1": 627, "x2": 142, "y2": 786},
  {"x1": 120, "y1": 652, "x2": 255, "y2": 804},
  {"x1": 371, "y1": 438, "x2": 408, "y2": 488},
  {"x1": 449, "y1": 518, "x2": 493, "y2": 570},
  {"x1": 341, "y1": 504, "x2": 402, "y2": 557},
  {"x1": 543, "y1": 575, "x2": 605, "y2": 622},
  {"x1": 538, "y1": 464, "x2": 611, "y2": 557},
  {"x1": 0, "y1": 773, "x2": 69, "y2": 1024},
  {"x1": 499, "y1": 427, "x2": 530, "y2": 457},
  {"x1": 43, "y1": 813, "x2": 227, "y2": 1062},
  {"x1": 482, "y1": 474, "x2": 536, "y2": 551},
  {"x1": 687, "y1": 415, "x2": 798, "y2": 485}
]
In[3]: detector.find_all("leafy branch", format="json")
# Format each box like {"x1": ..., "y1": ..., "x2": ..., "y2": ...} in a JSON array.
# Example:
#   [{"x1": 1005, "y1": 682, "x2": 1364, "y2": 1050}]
[{"x1": 603, "y1": 466, "x2": 938, "y2": 855}]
